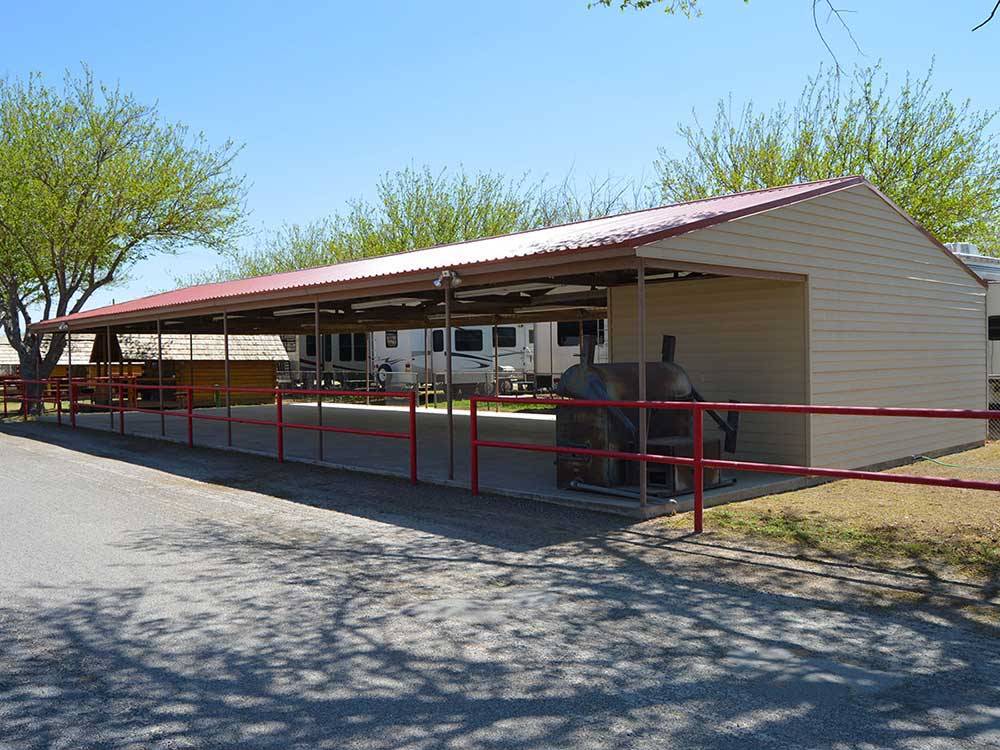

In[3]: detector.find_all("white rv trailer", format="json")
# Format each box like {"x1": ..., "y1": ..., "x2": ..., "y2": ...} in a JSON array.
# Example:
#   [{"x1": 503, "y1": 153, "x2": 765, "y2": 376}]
[
  {"x1": 288, "y1": 324, "x2": 533, "y2": 395},
  {"x1": 947, "y1": 243, "x2": 1000, "y2": 406},
  {"x1": 533, "y1": 320, "x2": 609, "y2": 390}
]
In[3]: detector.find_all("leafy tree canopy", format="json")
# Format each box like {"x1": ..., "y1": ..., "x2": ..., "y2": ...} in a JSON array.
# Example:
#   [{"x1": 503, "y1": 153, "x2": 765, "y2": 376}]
[
  {"x1": 656, "y1": 63, "x2": 1000, "y2": 250},
  {"x1": 0, "y1": 67, "x2": 245, "y2": 380},
  {"x1": 194, "y1": 166, "x2": 649, "y2": 283}
]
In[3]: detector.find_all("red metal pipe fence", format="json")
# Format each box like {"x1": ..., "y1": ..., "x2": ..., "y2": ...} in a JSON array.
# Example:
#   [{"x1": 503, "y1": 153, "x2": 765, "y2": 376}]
[
  {"x1": 7, "y1": 378, "x2": 999, "y2": 526},
  {"x1": 2, "y1": 378, "x2": 418, "y2": 485},
  {"x1": 0, "y1": 378, "x2": 76, "y2": 424},
  {"x1": 469, "y1": 395, "x2": 1000, "y2": 532}
]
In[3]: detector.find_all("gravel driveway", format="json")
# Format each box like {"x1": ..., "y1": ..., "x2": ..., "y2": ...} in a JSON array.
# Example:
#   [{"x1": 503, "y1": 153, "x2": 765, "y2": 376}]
[{"x1": 1, "y1": 422, "x2": 998, "y2": 749}]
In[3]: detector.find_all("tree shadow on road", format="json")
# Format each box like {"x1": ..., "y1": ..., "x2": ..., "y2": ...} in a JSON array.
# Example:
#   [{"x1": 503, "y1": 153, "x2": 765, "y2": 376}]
[
  {"x1": 0, "y1": 421, "x2": 632, "y2": 552},
  {"x1": 3, "y1": 508, "x2": 1000, "y2": 749}
]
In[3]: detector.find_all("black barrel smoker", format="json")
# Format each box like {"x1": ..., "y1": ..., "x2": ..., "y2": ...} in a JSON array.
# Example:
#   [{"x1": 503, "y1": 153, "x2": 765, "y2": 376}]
[{"x1": 554, "y1": 335, "x2": 739, "y2": 498}]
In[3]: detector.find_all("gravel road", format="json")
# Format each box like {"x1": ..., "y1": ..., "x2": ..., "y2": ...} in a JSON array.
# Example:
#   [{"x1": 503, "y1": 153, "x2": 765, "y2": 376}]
[{"x1": 1, "y1": 422, "x2": 998, "y2": 749}]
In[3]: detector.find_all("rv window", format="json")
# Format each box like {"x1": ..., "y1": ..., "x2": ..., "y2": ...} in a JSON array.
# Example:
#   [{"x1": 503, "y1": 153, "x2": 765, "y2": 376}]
[
  {"x1": 495, "y1": 327, "x2": 517, "y2": 348},
  {"x1": 432, "y1": 330, "x2": 444, "y2": 352},
  {"x1": 305, "y1": 335, "x2": 317, "y2": 357},
  {"x1": 528, "y1": 328, "x2": 534, "y2": 345},
  {"x1": 557, "y1": 320, "x2": 604, "y2": 347},
  {"x1": 338, "y1": 333, "x2": 352, "y2": 361},
  {"x1": 990, "y1": 316, "x2": 1000, "y2": 341},
  {"x1": 385, "y1": 330, "x2": 398, "y2": 348},
  {"x1": 455, "y1": 328, "x2": 483, "y2": 352},
  {"x1": 323, "y1": 334, "x2": 333, "y2": 362},
  {"x1": 353, "y1": 333, "x2": 367, "y2": 361}
]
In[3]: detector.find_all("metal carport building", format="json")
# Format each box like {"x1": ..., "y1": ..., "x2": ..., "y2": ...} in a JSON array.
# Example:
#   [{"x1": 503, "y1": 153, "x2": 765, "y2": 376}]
[{"x1": 29, "y1": 175, "x2": 988, "y2": 514}]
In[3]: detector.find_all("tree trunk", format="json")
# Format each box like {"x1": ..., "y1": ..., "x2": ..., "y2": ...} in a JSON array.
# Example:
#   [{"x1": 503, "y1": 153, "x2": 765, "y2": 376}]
[{"x1": 13, "y1": 333, "x2": 65, "y2": 416}]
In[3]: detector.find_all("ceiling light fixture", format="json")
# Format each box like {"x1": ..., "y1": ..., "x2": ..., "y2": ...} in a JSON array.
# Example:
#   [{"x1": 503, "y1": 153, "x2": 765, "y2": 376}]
[
  {"x1": 433, "y1": 270, "x2": 462, "y2": 289},
  {"x1": 272, "y1": 307, "x2": 315, "y2": 317}
]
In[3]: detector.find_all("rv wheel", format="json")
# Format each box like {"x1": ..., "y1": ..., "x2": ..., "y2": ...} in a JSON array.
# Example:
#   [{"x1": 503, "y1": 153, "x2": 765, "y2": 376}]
[
  {"x1": 376, "y1": 364, "x2": 392, "y2": 390},
  {"x1": 499, "y1": 379, "x2": 514, "y2": 395}
]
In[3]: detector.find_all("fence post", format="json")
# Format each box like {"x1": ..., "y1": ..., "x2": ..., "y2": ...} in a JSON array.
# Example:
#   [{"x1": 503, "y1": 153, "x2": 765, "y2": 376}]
[
  {"x1": 69, "y1": 381, "x2": 77, "y2": 429},
  {"x1": 54, "y1": 378, "x2": 61, "y2": 425},
  {"x1": 276, "y1": 389, "x2": 284, "y2": 463},
  {"x1": 22, "y1": 380, "x2": 27, "y2": 422},
  {"x1": 187, "y1": 386, "x2": 194, "y2": 448},
  {"x1": 2, "y1": 380, "x2": 7, "y2": 418},
  {"x1": 693, "y1": 402, "x2": 704, "y2": 533},
  {"x1": 470, "y1": 396, "x2": 479, "y2": 496},
  {"x1": 409, "y1": 390, "x2": 417, "y2": 484}
]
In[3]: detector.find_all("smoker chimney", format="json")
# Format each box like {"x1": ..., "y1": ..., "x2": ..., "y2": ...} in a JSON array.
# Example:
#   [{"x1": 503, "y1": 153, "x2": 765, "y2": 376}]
[
  {"x1": 661, "y1": 335, "x2": 676, "y2": 363},
  {"x1": 581, "y1": 334, "x2": 597, "y2": 366}
]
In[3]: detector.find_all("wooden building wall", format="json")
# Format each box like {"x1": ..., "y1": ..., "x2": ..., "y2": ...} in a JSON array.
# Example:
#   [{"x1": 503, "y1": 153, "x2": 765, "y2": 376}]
[{"x1": 172, "y1": 361, "x2": 279, "y2": 407}]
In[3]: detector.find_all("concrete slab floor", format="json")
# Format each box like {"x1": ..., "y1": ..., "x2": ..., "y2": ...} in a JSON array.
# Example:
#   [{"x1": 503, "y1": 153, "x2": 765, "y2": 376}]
[{"x1": 45, "y1": 402, "x2": 796, "y2": 517}]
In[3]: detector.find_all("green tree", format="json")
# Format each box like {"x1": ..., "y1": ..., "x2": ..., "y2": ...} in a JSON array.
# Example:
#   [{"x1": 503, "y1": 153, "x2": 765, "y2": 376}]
[
  {"x1": 196, "y1": 166, "x2": 649, "y2": 282},
  {"x1": 656, "y1": 63, "x2": 1000, "y2": 250},
  {"x1": 0, "y1": 68, "x2": 245, "y2": 388},
  {"x1": 590, "y1": 0, "x2": 705, "y2": 15}
]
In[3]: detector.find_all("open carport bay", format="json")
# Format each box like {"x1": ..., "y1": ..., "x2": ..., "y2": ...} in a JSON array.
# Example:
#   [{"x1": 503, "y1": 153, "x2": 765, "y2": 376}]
[{"x1": 53, "y1": 402, "x2": 794, "y2": 515}]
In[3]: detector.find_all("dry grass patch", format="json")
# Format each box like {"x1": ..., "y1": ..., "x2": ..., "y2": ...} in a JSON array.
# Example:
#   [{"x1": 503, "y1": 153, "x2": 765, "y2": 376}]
[{"x1": 662, "y1": 442, "x2": 1000, "y2": 578}]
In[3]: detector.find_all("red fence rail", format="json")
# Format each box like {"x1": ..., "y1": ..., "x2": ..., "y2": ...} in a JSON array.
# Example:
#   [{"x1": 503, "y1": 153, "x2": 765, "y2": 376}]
[
  {"x1": 7, "y1": 378, "x2": 999, "y2": 529},
  {"x1": 2, "y1": 377, "x2": 78, "y2": 424},
  {"x1": 469, "y1": 395, "x2": 1000, "y2": 532},
  {"x1": 1, "y1": 377, "x2": 418, "y2": 484}
]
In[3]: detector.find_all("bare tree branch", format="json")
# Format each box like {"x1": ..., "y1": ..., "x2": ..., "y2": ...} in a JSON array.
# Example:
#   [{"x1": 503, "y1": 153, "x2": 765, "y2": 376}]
[{"x1": 973, "y1": 0, "x2": 1000, "y2": 30}]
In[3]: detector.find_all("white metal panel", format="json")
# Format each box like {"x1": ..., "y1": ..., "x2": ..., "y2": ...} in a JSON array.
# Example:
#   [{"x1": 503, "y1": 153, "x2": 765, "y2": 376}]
[{"x1": 634, "y1": 184, "x2": 986, "y2": 469}]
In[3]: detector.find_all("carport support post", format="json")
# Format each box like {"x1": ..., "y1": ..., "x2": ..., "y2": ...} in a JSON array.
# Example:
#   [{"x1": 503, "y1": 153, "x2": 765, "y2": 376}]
[
  {"x1": 314, "y1": 301, "x2": 323, "y2": 462},
  {"x1": 157, "y1": 319, "x2": 165, "y2": 436},
  {"x1": 106, "y1": 325, "x2": 114, "y2": 431},
  {"x1": 428, "y1": 324, "x2": 437, "y2": 409},
  {"x1": 444, "y1": 275, "x2": 454, "y2": 480},
  {"x1": 365, "y1": 331, "x2": 371, "y2": 405},
  {"x1": 637, "y1": 259, "x2": 648, "y2": 507},
  {"x1": 548, "y1": 322, "x2": 554, "y2": 387},
  {"x1": 67, "y1": 330, "x2": 76, "y2": 429},
  {"x1": 66, "y1": 328, "x2": 73, "y2": 412},
  {"x1": 223, "y1": 311, "x2": 232, "y2": 447},
  {"x1": 493, "y1": 321, "x2": 500, "y2": 412},
  {"x1": 423, "y1": 327, "x2": 430, "y2": 407}
]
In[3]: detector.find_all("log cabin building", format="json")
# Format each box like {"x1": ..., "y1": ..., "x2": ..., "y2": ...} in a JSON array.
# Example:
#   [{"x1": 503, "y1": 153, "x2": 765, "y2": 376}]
[{"x1": 1, "y1": 333, "x2": 289, "y2": 407}]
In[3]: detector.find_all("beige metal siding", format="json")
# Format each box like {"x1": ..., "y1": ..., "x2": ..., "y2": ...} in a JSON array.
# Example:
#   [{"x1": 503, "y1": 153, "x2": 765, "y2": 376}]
[
  {"x1": 610, "y1": 276, "x2": 808, "y2": 465},
  {"x1": 634, "y1": 184, "x2": 985, "y2": 469}
]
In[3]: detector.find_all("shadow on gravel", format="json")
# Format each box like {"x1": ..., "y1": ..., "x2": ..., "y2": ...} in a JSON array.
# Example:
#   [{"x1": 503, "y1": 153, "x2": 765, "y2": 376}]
[
  {"x1": 5, "y1": 421, "x2": 999, "y2": 601},
  {"x1": 2, "y1": 516, "x2": 1000, "y2": 748},
  {"x1": 607, "y1": 528, "x2": 1000, "y2": 608},
  {"x1": 0, "y1": 421, "x2": 630, "y2": 552},
  {"x1": 3, "y1": 422, "x2": 1000, "y2": 748}
]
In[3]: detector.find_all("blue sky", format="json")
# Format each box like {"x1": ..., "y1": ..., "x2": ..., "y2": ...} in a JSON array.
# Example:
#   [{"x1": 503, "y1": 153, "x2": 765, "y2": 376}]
[{"x1": 2, "y1": 1, "x2": 997, "y2": 310}]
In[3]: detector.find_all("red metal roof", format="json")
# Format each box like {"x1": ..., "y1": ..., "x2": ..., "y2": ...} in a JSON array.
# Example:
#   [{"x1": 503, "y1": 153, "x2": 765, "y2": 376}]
[{"x1": 37, "y1": 176, "x2": 865, "y2": 329}]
